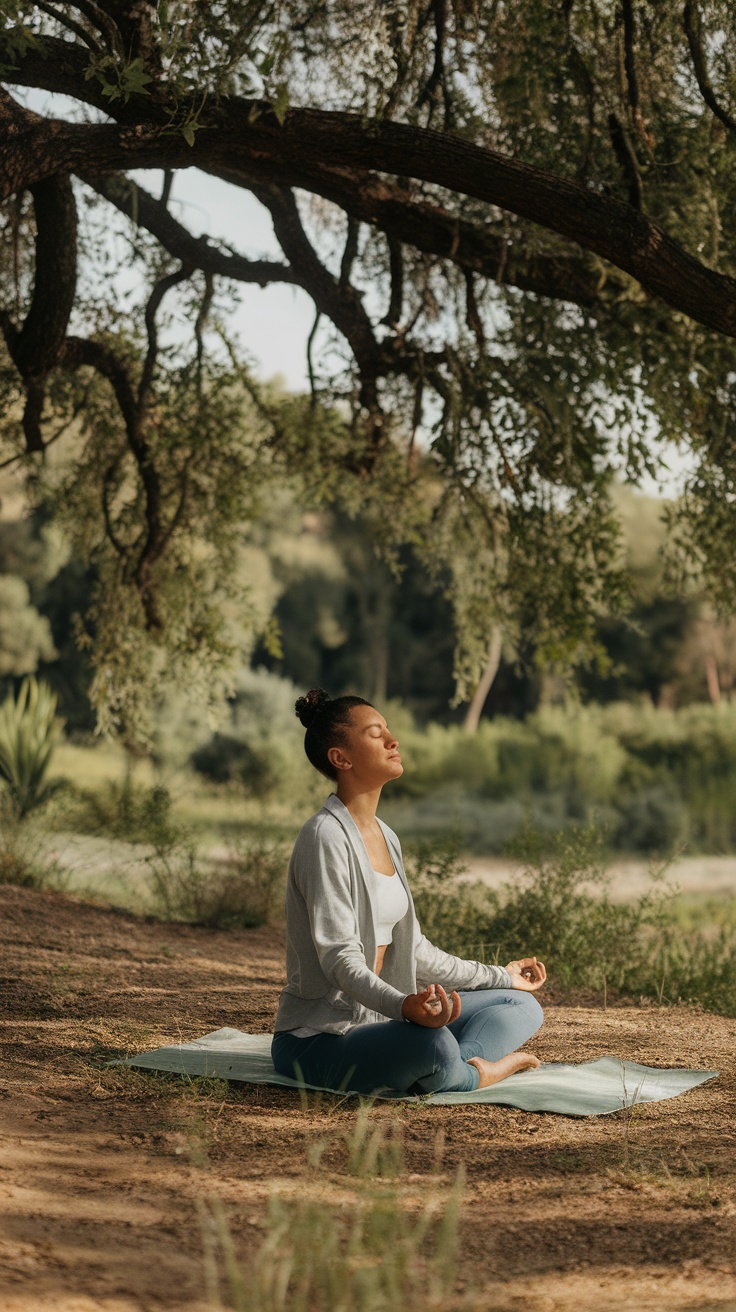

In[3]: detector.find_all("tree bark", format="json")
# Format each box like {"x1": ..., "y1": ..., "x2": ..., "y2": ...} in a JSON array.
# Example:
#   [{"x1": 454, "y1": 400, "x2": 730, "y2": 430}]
[
  {"x1": 704, "y1": 652, "x2": 721, "y2": 704},
  {"x1": 3, "y1": 62, "x2": 736, "y2": 337},
  {"x1": 463, "y1": 626, "x2": 503, "y2": 733}
]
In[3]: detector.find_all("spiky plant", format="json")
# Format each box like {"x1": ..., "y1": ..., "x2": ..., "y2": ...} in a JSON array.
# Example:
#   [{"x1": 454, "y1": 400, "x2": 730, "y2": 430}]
[{"x1": 0, "y1": 677, "x2": 62, "y2": 819}]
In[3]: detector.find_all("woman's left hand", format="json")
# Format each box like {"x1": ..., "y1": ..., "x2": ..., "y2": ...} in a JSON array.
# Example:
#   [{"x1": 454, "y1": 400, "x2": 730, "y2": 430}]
[{"x1": 506, "y1": 956, "x2": 547, "y2": 991}]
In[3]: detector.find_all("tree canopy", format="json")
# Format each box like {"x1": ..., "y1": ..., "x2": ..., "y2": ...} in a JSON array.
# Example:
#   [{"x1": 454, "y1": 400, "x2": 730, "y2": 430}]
[{"x1": 2, "y1": 1, "x2": 736, "y2": 740}]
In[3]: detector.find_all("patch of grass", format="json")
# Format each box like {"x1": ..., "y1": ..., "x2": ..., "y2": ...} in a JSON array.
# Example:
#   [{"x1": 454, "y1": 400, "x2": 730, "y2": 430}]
[
  {"x1": 196, "y1": 1109, "x2": 464, "y2": 1312},
  {"x1": 0, "y1": 793, "x2": 67, "y2": 890},
  {"x1": 69, "y1": 771, "x2": 176, "y2": 843}
]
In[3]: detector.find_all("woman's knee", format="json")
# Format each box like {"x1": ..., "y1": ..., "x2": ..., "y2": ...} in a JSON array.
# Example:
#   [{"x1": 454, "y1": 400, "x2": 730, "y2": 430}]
[
  {"x1": 516, "y1": 991, "x2": 544, "y2": 1038},
  {"x1": 402, "y1": 1025, "x2": 458, "y2": 1081},
  {"x1": 405, "y1": 1024, "x2": 455, "y2": 1064},
  {"x1": 404, "y1": 1026, "x2": 465, "y2": 1093}
]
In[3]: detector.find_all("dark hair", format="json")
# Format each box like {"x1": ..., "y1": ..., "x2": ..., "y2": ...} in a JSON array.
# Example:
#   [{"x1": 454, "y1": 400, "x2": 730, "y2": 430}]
[{"x1": 295, "y1": 688, "x2": 372, "y2": 781}]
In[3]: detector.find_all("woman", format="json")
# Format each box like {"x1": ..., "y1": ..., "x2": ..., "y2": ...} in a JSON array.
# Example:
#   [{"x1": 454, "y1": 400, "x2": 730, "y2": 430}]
[{"x1": 271, "y1": 688, "x2": 546, "y2": 1096}]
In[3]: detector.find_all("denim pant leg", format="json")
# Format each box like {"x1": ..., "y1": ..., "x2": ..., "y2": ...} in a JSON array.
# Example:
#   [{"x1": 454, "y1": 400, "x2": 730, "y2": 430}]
[
  {"x1": 447, "y1": 989, "x2": 544, "y2": 1062},
  {"x1": 272, "y1": 1020, "x2": 480, "y2": 1095}
]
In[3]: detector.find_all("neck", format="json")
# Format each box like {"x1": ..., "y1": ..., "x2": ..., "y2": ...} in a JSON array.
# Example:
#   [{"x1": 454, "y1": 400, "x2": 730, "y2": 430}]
[{"x1": 335, "y1": 779, "x2": 383, "y2": 828}]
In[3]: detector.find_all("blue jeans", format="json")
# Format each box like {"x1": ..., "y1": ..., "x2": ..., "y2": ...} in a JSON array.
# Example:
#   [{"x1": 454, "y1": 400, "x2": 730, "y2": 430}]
[{"x1": 271, "y1": 989, "x2": 543, "y2": 1095}]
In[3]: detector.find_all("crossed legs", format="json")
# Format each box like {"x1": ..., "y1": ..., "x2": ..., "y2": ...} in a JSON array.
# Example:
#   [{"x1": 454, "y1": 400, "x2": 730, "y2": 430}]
[{"x1": 271, "y1": 989, "x2": 543, "y2": 1095}]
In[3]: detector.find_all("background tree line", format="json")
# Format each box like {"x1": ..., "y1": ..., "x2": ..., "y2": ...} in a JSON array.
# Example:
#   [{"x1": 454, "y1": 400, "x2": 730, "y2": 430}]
[{"x1": 1, "y1": 455, "x2": 732, "y2": 740}]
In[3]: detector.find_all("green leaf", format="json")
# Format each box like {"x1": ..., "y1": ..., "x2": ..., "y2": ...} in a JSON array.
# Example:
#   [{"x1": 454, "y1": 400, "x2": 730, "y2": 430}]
[
  {"x1": 181, "y1": 122, "x2": 196, "y2": 147},
  {"x1": 120, "y1": 57, "x2": 154, "y2": 103},
  {"x1": 272, "y1": 83, "x2": 289, "y2": 126}
]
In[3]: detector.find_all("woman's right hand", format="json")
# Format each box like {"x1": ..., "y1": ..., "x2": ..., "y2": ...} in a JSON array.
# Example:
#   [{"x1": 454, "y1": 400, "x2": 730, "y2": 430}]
[{"x1": 401, "y1": 984, "x2": 461, "y2": 1027}]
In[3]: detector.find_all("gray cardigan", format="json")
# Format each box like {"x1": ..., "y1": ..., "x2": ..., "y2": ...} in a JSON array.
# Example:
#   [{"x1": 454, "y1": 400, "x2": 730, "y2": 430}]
[{"x1": 274, "y1": 793, "x2": 513, "y2": 1035}]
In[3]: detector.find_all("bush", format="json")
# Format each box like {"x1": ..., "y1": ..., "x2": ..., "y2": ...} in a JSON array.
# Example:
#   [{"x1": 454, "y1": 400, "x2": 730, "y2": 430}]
[
  {"x1": 405, "y1": 821, "x2": 736, "y2": 1016},
  {"x1": 0, "y1": 792, "x2": 64, "y2": 889},
  {"x1": 147, "y1": 831, "x2": 288, "y2": 929},
  {"x1": 613, "y1": 783, "x2": 685, "y2": 854},
  {"x1": 74, "y1": 772, "x2": 176, "y2": 844},
  {"x1": 0, "y1": 676, "x2": 62, "y2": 818},
  {"x1": 191, "y1": 733, "x2": 279, "y2": 797},
  {"x1": 189, "y1": 667, "x2": 305, "y2": 800},
  {"x1": 381, "y1": 699, "x2": 736, "y2": 856},
  {"x1": 403, "y1": 829, "x2": 497, "y2": 959}
]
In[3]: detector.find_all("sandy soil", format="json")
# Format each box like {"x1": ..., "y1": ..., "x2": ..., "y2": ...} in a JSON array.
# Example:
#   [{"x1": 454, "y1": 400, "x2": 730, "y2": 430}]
[
  {"x1": 1, "y1": 882, "x2": 735, "y2": 1312},
  {"x1": 464, "y1": 854, "x2": 736, "y2": 901}
]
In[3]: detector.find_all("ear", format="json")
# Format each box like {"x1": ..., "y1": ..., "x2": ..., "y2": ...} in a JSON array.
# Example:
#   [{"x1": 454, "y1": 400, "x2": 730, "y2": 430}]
[{"x1": 327, "y1": 745, "x2": 352, "y2": 772}]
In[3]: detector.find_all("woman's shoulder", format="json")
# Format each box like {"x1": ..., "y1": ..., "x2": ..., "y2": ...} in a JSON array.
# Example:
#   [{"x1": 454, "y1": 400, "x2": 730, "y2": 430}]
[{"x1": 294, "y1": 804, "x2": 348, "y2": 850}]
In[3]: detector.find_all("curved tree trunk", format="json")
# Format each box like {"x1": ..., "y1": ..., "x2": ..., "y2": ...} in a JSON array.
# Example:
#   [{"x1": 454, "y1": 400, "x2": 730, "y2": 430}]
[{"x1": 463, "y1": 625, "x2": 503, "y2": 734}]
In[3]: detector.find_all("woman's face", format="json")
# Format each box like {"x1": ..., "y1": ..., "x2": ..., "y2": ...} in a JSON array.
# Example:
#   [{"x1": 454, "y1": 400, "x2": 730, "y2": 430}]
[{"x1": 327, "y1": 704, "x2": 403, "y2": 786}]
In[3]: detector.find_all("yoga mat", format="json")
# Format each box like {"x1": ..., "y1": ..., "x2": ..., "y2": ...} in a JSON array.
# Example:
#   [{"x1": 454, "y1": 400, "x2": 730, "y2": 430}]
[{"x1": 119, "y1": 1028, "x2": 719, "y2": 1116}]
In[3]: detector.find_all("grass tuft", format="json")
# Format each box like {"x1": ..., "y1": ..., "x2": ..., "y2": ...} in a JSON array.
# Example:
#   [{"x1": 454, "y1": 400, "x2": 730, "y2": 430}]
[{"x1": 196, "y1": 1111, "x2": 464, "y2": 1312}]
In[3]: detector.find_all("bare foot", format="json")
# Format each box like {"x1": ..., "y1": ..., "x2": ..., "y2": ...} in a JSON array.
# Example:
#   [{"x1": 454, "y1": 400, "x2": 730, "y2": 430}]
[{"x1": 467, "y1": 1051, "x2": 541, "y2": 1089}]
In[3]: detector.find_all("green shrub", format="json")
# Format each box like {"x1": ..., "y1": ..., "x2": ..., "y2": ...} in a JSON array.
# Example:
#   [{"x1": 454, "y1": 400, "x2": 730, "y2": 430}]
[
  {"x1": 612, "y1": 783, "x2": 684, "y2": 854},
  {"x1": 147, "y1": 832, "x2": 288, "y2": 929},
  {"x1": 405, "y1": 821, "x2": 736, "y2": 1016},
  {"x1": 404, "y1": 828, "x2": 497, "y2": 959},
  {"x1": 0, "y1": 792, "x2": 64, "y2": 889},
  {"x1": 191, "y1": 733, "x2": 279, "y2": 797},
  {"x1": 382, "y1": 699, "x2": 736, "y2": 856},
  {"x1": 73, "y1": 772, "x2": 176, "y2": 844},
  {"x1": 0, "y1": 676, "x2": 62, "y2": 818}
]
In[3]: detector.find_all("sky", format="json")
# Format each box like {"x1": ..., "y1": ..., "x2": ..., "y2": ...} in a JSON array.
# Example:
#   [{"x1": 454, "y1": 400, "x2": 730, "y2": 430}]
[
  {"x1": 138, "y1": 166, "x2": 315, "y2": 391},
  {"x1": 19, "y1": 88, "x2": 315, "y2": 391}
]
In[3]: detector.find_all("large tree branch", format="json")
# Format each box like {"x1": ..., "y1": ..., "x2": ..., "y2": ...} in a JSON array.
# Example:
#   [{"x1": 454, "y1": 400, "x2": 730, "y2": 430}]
[
  {"x1": 210, "y1": 155, "x2": 620, "y2": 309},
  {"x1": 214, "y1": 101, "x2": 736, "y2": 332},
  {"x1": 0, "y1": 172, "x2": 78, "y2": 452},
  {"x1": 86, "y1": 158, "x2": 616, "y2": 312},
  {"x1": 4, "y1": 55, "x2": 736, "y2": 336},
  {"x1": 8, "y1": 175, "x2": 78, "y2": 379}
]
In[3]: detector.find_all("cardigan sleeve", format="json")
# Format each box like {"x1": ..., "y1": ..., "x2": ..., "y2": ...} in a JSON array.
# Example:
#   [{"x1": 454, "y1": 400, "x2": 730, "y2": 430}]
[
  {"x1": 294, "y1": 819, "x2": 408, "y2": 1022},
  {"x1": 413, "y1": 928, "x2": 514, "y2": 992}
]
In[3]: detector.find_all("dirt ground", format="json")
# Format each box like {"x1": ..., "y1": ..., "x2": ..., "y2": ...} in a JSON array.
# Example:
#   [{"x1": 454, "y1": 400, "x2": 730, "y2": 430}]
[{"x1": 1, "y1": 882, "x2": 735, "y2": 1312}]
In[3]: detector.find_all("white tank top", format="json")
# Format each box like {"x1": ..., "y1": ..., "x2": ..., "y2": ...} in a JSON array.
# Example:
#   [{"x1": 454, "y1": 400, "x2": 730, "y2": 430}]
[{"x1": 369, "y1": 864, "x2": 409, "y2": 945}]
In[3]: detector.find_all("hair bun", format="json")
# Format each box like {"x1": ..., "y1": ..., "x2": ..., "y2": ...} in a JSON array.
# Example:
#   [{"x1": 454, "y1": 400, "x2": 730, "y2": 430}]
[{"x1": 295, "y1": 687, "x2": 332, "y2": 729}]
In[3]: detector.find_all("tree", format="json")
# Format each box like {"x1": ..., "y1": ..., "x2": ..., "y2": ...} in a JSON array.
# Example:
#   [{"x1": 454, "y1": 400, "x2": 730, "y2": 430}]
[
  {"x1": 259, "y1": 509, "x2": 459, "y2": 718},
  {"x1": 3, "y1": 2, "x2": 736, "y2": 735}
]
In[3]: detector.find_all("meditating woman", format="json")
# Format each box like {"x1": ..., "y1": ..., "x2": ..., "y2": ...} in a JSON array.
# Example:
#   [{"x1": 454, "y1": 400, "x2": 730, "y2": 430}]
[{"x1": 271, "y1": 688, "x2": 546, "y2": 1096}]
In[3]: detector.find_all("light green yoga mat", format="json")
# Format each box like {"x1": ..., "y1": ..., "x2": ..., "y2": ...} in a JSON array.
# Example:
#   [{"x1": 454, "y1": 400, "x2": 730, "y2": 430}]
[{"x1": 121, "y1": 1027, "x2": 718, "y2": 1116}]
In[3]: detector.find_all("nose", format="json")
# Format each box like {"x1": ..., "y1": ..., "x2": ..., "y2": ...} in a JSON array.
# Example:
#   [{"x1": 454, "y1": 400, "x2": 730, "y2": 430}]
[{"x1": 388, "y1": 733, "x2": 399, "y2": 750}]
